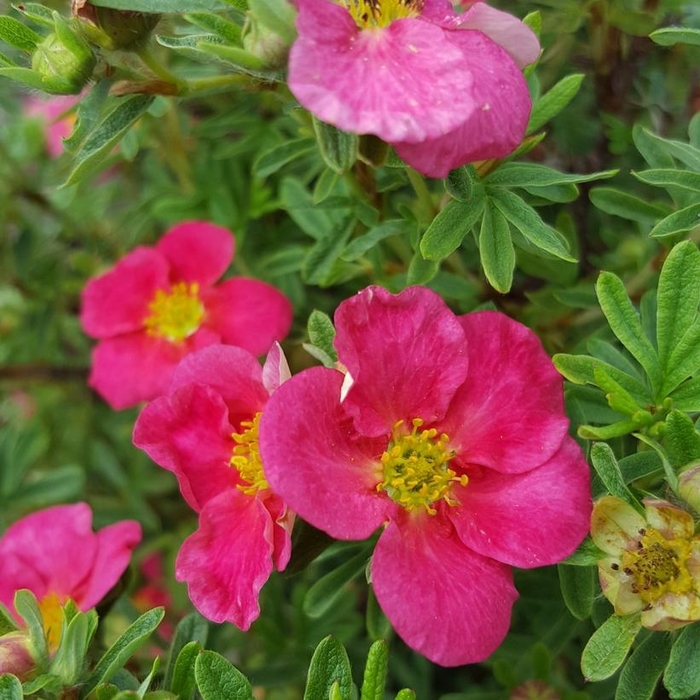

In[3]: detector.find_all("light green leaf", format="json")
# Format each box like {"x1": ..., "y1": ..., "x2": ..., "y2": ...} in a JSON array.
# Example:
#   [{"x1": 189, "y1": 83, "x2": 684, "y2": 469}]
[
  {"x1": 304, "y1": 636, "x2": 354, "y2": 700},
  {"x1": 633, "y1": 169, "x2": 700, "y2": 193},
  {"x1": 670, "y1": 376, "x2": 700, "y2": 412},
  {"x1": 313, "y1": 118, "x2": 358, "y2": 174},
  {"x1": 527, "y1": 73, "x2": 585, "y2": 133},
  {"x1": 169, "y1": 642, "x2": 201, "y2": 700},
  {"x1": 562, "y1": 537, "x2": 605, "y2": 566},
  {"x1": 486, "y1": 163, "x2": 617, "y2": 188},
  {"x1": 558, "y1": 564, "x2": 596, "y2": 620},
  {"x1": 420, "y1": 190, "x2": 486, "y2": 261},
  {"x1": 490, "y1": 188, "x2": 575, "y2": 261},
  {"x1": 195, "y1": 651, "x2": 253, "y2": 700},
  {"x1": 649, "y1": 203, "x2": 700, "y2": 239},
  {"x1": 581, "y1": 614, "x2": 642, "y2": 682},
  {"x1": 590, "y1": 442, "x2": 636, "y2": 503},
  {"x1": 184, "y1": 12, "x2": 242, "y2": 43},
  {"x1": 360, "y1": 641, "x2": 389, "y2": 700},
  {"x1": 663, "y1": 321, "x2": 700, "y2": 396},
  {"x1": 90, "y1": 0, "x2": 229, "y2": 11},
  {"x1": 633, "y1": 128, "x2": 700, "y2": 171},
  {"x1": 254, "y1": 138, "x2": 316, "y2": 179},
  {"x1": 589, "y1": 187, "x2": 669, "y2": 222},
  {"x1": 407, "y1": 252, "x2": 439, "y2": 286},
  {"x1": 163, "y1": 613, "x2": 208, "y2": 691},
  {"x1": 478, "y1": 203, "x2": 514, "y2": 293},
  {"x1": 302, "y1": 217, "x2": 354, "y2": 286},
  {"x1": 0, "y1": 16, "x2": 42, "y2": 52},
  {"x1": 342, "y1": 220, "x2": 408, "y2": 261},
  {"x1": 307, "y1": 310, "x2": 337, "y2": 366},
  {"x1": 615, "y1": 633, "x2": 672, "y2": 700},
  {"x1": 0, "y1": 675, "x2": 22, "y2": 700},
  {"x1": 664, "y1": 410, "x2": 700, "y2": 470},
  {"x1": 663, "y1": 623, "x2": 700, "y2": 698},
  {"x1": 14, "y1": 590, "x2": 48, "y2": 668},
  {"x1": 650, "y1": 26, "x2": 700, "y2": 47}
]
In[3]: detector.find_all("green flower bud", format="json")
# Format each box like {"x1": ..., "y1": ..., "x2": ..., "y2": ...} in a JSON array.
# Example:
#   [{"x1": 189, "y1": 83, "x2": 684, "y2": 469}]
[
  {"x1": 242, "y1": 21, "x2": 290, "y2": 70},
  {"x1": 0, "y1": 631, "x2": 35, "y2": 681},
  {"x1": 72, "y1": 0, "x2": 160, "y2": 51}
]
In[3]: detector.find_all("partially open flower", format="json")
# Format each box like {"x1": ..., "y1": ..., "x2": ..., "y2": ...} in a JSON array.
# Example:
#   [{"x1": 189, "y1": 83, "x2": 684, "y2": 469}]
[{"x1": 591, "y1": 495, "x2": 700, "y2": 631}]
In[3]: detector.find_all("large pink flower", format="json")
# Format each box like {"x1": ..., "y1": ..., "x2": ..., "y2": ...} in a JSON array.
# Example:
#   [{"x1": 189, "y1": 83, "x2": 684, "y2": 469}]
[
  {"x1": 0, "y1": 503, "x2": 141, "y2": 648},
  {"x1": 260, "y1": 286, "x2": 590, "y2": 666},
  {"x1": 132, "y1": 343, "x2": 294, "y2": 630},
  {"x1": 81, "y1": 221, "x2": 293, "y2": 409},
  {"x1": 288, "y1": 0, "x2": 539, "y2": 178}
]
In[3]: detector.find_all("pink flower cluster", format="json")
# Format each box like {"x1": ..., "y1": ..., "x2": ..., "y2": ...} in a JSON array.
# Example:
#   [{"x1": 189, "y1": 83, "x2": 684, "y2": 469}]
[{"x1": 288, "y1": 0, "x2": 539, "y2": 177}]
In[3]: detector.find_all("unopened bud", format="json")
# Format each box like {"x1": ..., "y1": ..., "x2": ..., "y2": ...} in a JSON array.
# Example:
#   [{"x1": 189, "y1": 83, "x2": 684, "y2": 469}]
[
  {"x1": 72, "y1": 0, "x2": 160, "y2": 51},
  {"x1": 0, "y1": 631, "x2": 35, "y2": 681},
  {"x1": 242, "y1": 22, "x2": 290, "y2": 69}
]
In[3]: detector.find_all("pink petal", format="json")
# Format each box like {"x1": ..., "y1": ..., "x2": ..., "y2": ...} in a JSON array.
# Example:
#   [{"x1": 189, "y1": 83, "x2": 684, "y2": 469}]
[
  {"x1": 133, "y1": 383, "x2": 239, "y2": 512},
  {"x1": 88, "y1": 328, "x2": 219, "y2": 410},
  {"x1": 289, "y1": 0, "x2": 481, "y2": 143},
  {"x1": 393, "y1": 31, "x2": 531, "y2": 178},
  {"x1": 175, "y1": 490, "x2": 275, "y2": 630},
  {"x1": 260, "y1": 366, "x2": 389, "y2": 540},
  {"x1": 372, "y1": 515, "x2": 517, "y2": 666},
  {"x1": 440, "y1": 311, "x2": 569, "y2": 474},
  {"x1": 76, "y1": 520, "x2": 142, "y2": 609},
  {"x1": 169, "y1": 345, "x2": 269, "y2": 425},
  {"x1": 334, "y1": 286, "x2": 469, "y2": 437},
  {"x1": 201, "y1": 278, "x2": 293, "y2": 357},
  {"x1": 80, "y1": 247, "x2": 169, "y2": 339},
  {"x1": 453, "y1": 3, "x2": 540, "y2": 68},
  {"x1": 156, "y1": 221, "x2": 235, "y2": 287},
  {"x1": 448, "y1": 437, "x2": 591, "y2": 568}
]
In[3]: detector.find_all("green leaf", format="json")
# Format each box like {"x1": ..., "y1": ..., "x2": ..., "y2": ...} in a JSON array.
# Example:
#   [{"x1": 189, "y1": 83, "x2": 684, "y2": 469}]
[
  {"x1": 527, "y1": 73, "x2": 585, "y2": 133},
  {"x1": 184, "y1": 12, "x2": 242, "y2": 43},
  {"x1": 254, "y1": 138, "x2": 316, "y2": 179},
  {"x1": 649, "y1": 203, "x2": 700, "y2": 239},
  {"x1": 579, "y1": 419, "x2": 639, "y2": 441},
  {"x1": 306, "y1": 310, "x2": 338, "y2": 365},
  {"x1": 0, "y1": 16, "x2": 42, "y2": 52},
  {"x1": 664, "y1": 321, "x2": 700, "y2": 397},
  {"x1": 562, "y1": 536, "x2": 605, "y2": 566},
  {"x1": 394, "y1": 690, "x2": 415, "y2": 700},
  {"x1": 478, "y1": 203, "x2": 514, "y2": 293},
  {"x1": 656, "y1": 241, "x2": 700, "y2": 372},
  {"x1": 302, "y1": 217, "x2": 355, "y2": 286},
  {"x1": 594, "y1": 365, "x2": 642, "y2": 416},
  {"x1": 65, "y1": 95, "x2": 154, "y2": 186},
  {"x1": 650, "y1": 26, "x2": 700, "y2": 47},
  {"x1": 486, "y1": 163, "x2": 617, "y2": 188},
  {"x1": 419, "y1": 191, "x2": 486, "y2": 261},
  {"x1": 444, "y1": 165, "x2": 476, "y2": 202},
  {"x1": 304, "y1": 636, "x2": 354, "y2": 700},
  {"x1": 360, "y1": 641, "x2": 389, "y2": 700},
  {"x1": 633, "y1": 169, "x2": 700, "y2": 193},
  {"x1": 168, "y1": 642, "x2": 201, "y2": 700},
  {"x1": 313, "y1": 118, "x2": 358, "y2": 174},
  {"x1": 590, "y1": 442, "x2": 636, "y2": 503},
  {"x1": 0, "y1": 675, "x2": 22, "y2": 700},
  {"x1": 490, "y1": 188, "x2": 575, "y2": 261},
  {"x1": 664, "y1": 410, "x2": 700, "y2": 469},
  {"x1": 581, "y1": 614, "x2": 642, "y2": 682},
  {"x1": 596, "y1": 272, "x2": 662, "y2": 393},
  {"x1": 247, "y1": 0, "x2": 297, "y2": 43},
  {"x1": 633, "y1": 129, "x2": 700, "y2": 171},
  {"x1": 304, "y1": 546, "x2": 370, "y2": 618},
  {"x1": 90, "y1": 0, "x2": 229, "y2": 11},
  {"x1": 13, "y1": 465, "x2": 85, "y2": 511},
  {"x1": 615, "y1": 633, "x2": 672, "y2": 700},
  {"x1": 51, "y1": 609, "x2": 99, "y2": 685},
  {"x1": 558, "y1": 564, "x2": 595, "y2": 620},
  {"x1": 407, "y1": 252, "x2": 439, "y2": 286},
  {"x1": 195, "y1": 651, "x2": 253, "y2": 700},
  {"x1": 589, "y1": 187, "x2": 669, "y2": 222},
  {"x1": 14, "y1": 590, "x2": 48, "y2": 668},
  {"x1": 163, "y1": 613, "x2": 208, "y2": 691},
  {"x1": 80, "y1": 608, "x2": 164, "y2": 698},
  {"x1": 670, "y1": 376, "x2": 700, "y2": 412},
  {"x1": 0, "y1": 602, "x2": 19, "y2": 635},
  {"x1": 342, "y1": 220, "x2": 408, "y2": 261},
  {"x1": 12, "y1": 3, "x2": 56, "y2": 27},
  {"x1": 663, "y1": 623, "x2": 700, "y2": 698},
  {"x1": 633, "y1": 124, "x2": 675, "y2": 169}
]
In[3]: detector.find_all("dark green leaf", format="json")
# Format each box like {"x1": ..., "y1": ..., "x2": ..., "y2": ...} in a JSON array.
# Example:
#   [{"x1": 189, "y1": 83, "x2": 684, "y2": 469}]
[
  {"x1": 581, "y1": 614, "x2": 642, "y2": 682},
  {"x1": 302, "y1": 217, "x2": 354, "y2": 286},
  {"x1": 527, "y1": 73, "x2": 585, "y2": 133},
  {"x1": 664, "y1": 321, "x2": 700, "y2": 396},
  {"x1": 91, "y1": 0, "x2": 229, "y2": 11},
  {"x1": 163, "y1": 613, "x2": 208, "y2": 691},
  {"x1": 407, "y1": 252, "x2": 439, "y2": 286},
  {"x1": 650, "y1": 27, "x2": 700, "y2": 47},
  {"x1": 663, "y1": 623, "x2": 700, "y2": 698},
  {"x1": 313, "y1": 118, "x2": 358, "y2": 174},
  {"x1": 169, "y1": 642, "x2": 202, "y2": 700},
  {"x1": 589, "y1": 187, "x2": 669, "y2": 222},
  {"x1": 195, "y1": 651, "x2": 253, "y2": 700},
  {"x1": 562, "y1": 537, "x2": 605, "y2": 566},
  {"x1": 307, "y1": 310, "x2": 337, "y2": 365},
  {"x1": 615, "y1": 633, "x2": 672, "y2": 700},
  {"x1": 342, "y1": 220, "x2": 408, "y2": 261},
  {"x1": 444, "y1": 166, "x2": 476, "y2": 202},
  {"x1": 254, "y1": 139, "x2": 316, "y2": 179},
  {"x1": 558, "y1": 564, "x2": 596, "y2": 620},
  {"x1": 360, "y1": 641, "x2": 388, "y2": 700},
  {"x1": 664, "y1": 410, "x2": 700, "y2": 469},
  {"x1": 486, "y1": 163, "x2": 617, "y2": 187},
  {"x1": 633, "y1": 169, "x2": 700, "y2": 193},
  {"x1": 304, "y1": 636, "x2": 354, "y2": 700},
  {"x1": 478, "y1": 203, "x2": 514, "y2": 293},
  {"x1": 649, "y1": 203, "x2": 700, "y2": 239}
]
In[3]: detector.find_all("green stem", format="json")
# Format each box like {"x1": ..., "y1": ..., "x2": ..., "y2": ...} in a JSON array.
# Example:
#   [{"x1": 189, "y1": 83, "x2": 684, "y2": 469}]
[
  {"x1": 181, "y1": 73, "x2": 248, "y2": 95},
  {"x1": 405, "y1": 167, "x2": 435, "y2": 223},
  {"x1": 136, "y1": 44, "x2": 184, "y2": 88}
]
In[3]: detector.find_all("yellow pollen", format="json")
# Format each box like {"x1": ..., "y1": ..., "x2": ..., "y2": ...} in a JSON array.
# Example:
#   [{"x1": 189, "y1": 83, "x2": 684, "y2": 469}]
[
  {"x1": 231, "y1": 412, "x2": 269, "y2": 496},
  {"x1": 345, "y1": 0, "x2": 424, "y2": 29},
  {"x1": 38, "y1": 592, "x2": 66, "y2": 651},
  {"x1": 376, "y1": 418, "x2": 466, "y2": 515},
  {"x1": 144, "y1": 282, "x2": 204, "y2": 343},
  {"x1": 621, "y1": 529, "x2": 695, "y2": 604}
]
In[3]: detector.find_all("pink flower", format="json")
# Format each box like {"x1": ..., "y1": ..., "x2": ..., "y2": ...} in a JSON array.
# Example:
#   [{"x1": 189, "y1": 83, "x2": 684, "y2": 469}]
[
  {"x1": 25, "y1": 95, "x2": 80, "y2": 158},
  {"x1": 80, "y1": 221, "x2": 293, "y2": 410},
  {"x1": 0, "y1": 503, "x2": 141, "y2": 650},
  {"x1": 288, "y1": 0, "x2": 539, "y2": 178},
  {"x1": 259, "y1": 286, "x2": 590, "y2": 666},
  {"x1": 132, "y1": 343, "x2": 294, "y2": 630}
]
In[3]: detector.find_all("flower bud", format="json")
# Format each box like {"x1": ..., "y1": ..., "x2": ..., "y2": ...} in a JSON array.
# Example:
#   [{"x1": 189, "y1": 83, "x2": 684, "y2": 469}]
[
  {"x1": 242, "y1": 22, "x2": 290, "y2": 70},
  {"x1": 72, "y1": 0, "x2": 160, "y2": 51},
  {"x1": 0, "y1": 632, "x2": 35, "y2": 681},
  {"x1": 31, "y1": 19, "x2": 95, "y2": 95}
]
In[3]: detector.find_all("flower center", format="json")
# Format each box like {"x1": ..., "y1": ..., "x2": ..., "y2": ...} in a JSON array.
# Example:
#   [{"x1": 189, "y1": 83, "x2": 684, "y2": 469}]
[
  {"x1": 377, "y1": 418, "x2": 465, "y2": 515},
  {"x1": 621, "y1": 529, "x2": 695, "y2": 605},
  {"x1": 231, "y1": 412, "x2": 269, "y2": 496},
  {"x1": 345, "y1": 0, "x2": 424, "y2": 29},
  {"x1": 38, "y1": 592, "x2": 67, "y2": 651},
  {"x1": 143, "y1": 282, "x2": 204, "y2": 343}
]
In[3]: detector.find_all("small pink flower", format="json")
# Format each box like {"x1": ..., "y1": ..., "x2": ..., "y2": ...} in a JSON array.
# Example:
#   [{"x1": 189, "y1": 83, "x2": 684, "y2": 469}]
[
  {"x1": 260, "y1": 286, "x2": 590, "y2": 666},
  {"x1": 80, "y1": 221, "x2": 293, "y2": 409},
  {"x1": 25, "y1": 95, "x2": 80, "y2": 158},
  {"x1": 288, "y1": 0, "x2": 539, "y2": 177},
  {"x1": 0, "y1": 503, "x2": 141, "y2": 649},
  {"x1": 132, "y1": 343, "x2": 294, "y2": 630}
]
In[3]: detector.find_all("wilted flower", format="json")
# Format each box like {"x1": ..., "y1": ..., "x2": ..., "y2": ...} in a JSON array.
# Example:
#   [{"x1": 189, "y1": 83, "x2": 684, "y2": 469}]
[
  {"x1": 591, "y1": 495, "x2": 700, "y2": 631},
  {"x1": 80, "y1": 221, "x2": 293, "y2": 409},
  {"x1": 132, "y1": 344, "x2": 294, "y2": 630},
  {"x1": 288, "y1": 0, "x2": 539, "y2": 177},
  {"x1": 0, "y1": 503, "x2": 141, "y2": 650},
  {"x1": 260, "y1": 285, "x2": 590, "y2": 666}
]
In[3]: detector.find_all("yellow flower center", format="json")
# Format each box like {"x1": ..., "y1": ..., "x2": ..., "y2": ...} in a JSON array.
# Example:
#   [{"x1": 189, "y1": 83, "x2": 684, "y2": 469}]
[
  {"x1": 143, "y1": 282, "x2": 204, "y2": 343},
  {"x1": 376, "y1": 418, "x2": 466, "y2": 515},
  {"x1": 345, "y1": 0, "x2": 424, "y2": 29},
  {"x1": 38, "y1": 592, "x2": 66, "y2": 651},
  {"x1": 621, "y1": 529, "x2": 695, "y2": 605},
  {"x1": 231, "y1": 412, "x2": 269, "y2": 496}
]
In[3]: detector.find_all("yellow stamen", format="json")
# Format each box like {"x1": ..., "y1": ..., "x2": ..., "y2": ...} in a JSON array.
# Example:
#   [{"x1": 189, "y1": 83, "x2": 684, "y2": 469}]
[
  {"x1": 345, "y1": 0, "x2": 424, "y2": 29},
  {"x1": 38, "y1": 592, "x2": 66, "y2": 651},
  {"x1": 231, "y1": 412, "x2": 269, "y2": 496},
  {"x1": 376, "y1": 418, "x2": 466, "y2": 515},
  {"x1": 143, "y1": 282, "x2": 204, "y2": 343},
  {"x1": 621, "y1": 529, "x2": 695, "y2": 604}
]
